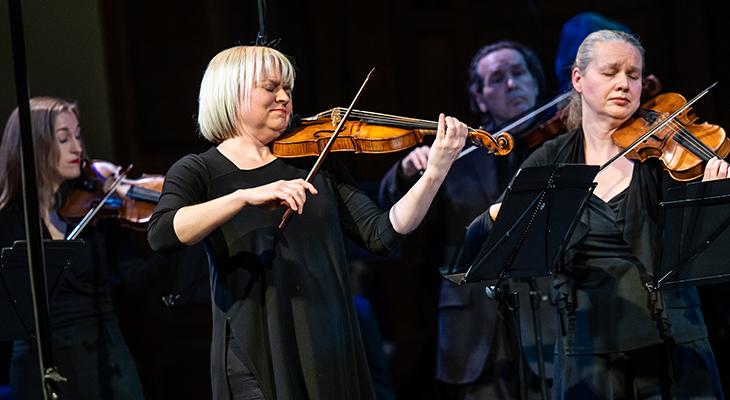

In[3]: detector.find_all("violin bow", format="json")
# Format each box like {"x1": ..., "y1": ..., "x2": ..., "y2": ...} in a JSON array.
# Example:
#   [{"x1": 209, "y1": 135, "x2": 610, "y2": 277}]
[
  {"x1": 278, "y1": 67, "x2": 375, "y2": 230},
  {"x1": 599, "y1": 82, "x2": 718, "y2": 172},
  {"x1": 66, "y1": 164, "x2": 133, "y2": 240},
  {"x1": 458, "y1": 91, "x2": 572, "y2": 159}
]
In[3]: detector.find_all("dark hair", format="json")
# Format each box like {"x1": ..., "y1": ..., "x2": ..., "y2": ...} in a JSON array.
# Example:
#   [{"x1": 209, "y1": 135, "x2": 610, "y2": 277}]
[
  {"x1": 0, "y1": 97, "x2": 82, "y2": 210},
  {"x1": 467, "y1": 41, "x2": 546, "y2": 120}
]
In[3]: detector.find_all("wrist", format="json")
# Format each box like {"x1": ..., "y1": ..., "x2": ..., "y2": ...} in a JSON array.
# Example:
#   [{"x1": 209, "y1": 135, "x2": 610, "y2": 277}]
[
  {"x1": 236, "y1": 188, "x2": 250, "y2": 207},
  {"x1": 421, "y1": 168, "x2": 446, "y2": 185}
]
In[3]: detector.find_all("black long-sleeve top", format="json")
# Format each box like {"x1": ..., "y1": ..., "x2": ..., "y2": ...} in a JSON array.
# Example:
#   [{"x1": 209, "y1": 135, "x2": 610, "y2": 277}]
[{"x1": 148, "y1": 147, "x2": 401, "y2": 400}]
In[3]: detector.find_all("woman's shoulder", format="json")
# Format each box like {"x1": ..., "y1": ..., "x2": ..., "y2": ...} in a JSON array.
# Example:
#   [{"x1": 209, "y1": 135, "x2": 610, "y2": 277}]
[
  {"x1": 165, "y1": 147, "x2": 221, "y2": 177},
  {"x1": 540, "y1": 129, "x2": 580, "y2": 152},
  {"x1": 522, "y1": 129, "x2": 581, "y2": 167},
  {"x1": 174, "y1": 147, "x2": 218, "y2": 166}
]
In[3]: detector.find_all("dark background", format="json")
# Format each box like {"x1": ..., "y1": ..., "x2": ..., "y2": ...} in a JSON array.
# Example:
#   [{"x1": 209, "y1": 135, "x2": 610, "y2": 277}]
[{"x1": 2, "y1": 0, "x2": 730, "y2": 399}]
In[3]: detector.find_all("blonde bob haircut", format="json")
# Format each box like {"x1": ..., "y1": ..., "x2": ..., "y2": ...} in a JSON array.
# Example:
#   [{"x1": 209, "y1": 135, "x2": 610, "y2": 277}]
[{"x1": 197, "y1": 46, "x2": 295, "y2": 144}]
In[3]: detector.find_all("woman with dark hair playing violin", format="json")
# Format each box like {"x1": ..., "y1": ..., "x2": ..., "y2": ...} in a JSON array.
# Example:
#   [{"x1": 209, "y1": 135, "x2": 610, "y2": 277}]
[
  {"x1": 147, "y1": 45, "x2": 470, "y2": 400},
  {"x1": 0, "y1": 97, "x2": 145, "y2": 399},
  {"x1": 472, "y1": 30, "x2": 728, "y2": 398}
]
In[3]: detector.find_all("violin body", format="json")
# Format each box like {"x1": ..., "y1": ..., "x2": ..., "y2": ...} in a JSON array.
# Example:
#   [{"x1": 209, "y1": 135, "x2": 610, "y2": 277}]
[
  {"x1": 271, "y1": 108, "x2": 514, "y2": 158},
  {"x1": 272, "y1": 118, "x2": 432, "y2": 157},
  {"x1": 59, "y1": 160, "x2": 164, "y2": 230},
  {"x1": 612, "y1": 93, "x2": 729, "y2": 181},
  {"x1": 521, "y1": 111, "x2": 566, "y2": 150}
]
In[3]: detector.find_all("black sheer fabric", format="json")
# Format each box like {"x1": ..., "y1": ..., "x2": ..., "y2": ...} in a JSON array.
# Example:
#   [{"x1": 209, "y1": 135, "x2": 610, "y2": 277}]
[{"x1": 148, "y1": 148, "x2": 401, "y2": 400}]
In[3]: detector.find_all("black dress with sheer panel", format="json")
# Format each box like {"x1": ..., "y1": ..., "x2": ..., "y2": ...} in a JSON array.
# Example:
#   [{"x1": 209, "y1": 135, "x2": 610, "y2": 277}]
[
  {"x1": 148, "y1": 147, "x2": 401, "y2": 400},
  {"x1": 465, "y1": 129, "x2": 724, "y2": 398}
]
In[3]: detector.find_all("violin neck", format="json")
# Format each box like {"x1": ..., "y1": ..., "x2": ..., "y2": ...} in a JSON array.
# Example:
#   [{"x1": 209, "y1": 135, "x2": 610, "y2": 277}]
[
  {"x1": 311, "y1": 107, "x2": 490, "y2": 135},
  {"x1": 127, "y1": 185, "x2": 161, "y2": 203},
  {"x1": 322, "y1": 107, "x2": 440, "y2": 130}
]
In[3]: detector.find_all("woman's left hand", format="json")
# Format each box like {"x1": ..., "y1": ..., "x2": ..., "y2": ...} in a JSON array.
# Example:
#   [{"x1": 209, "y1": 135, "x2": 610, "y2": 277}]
[
  {"x1": 702, "y1": 157, "x2": 730, "y2": 182},
  {"x1": 425, "y1": 114, "x2": 468, "y2": 179}
]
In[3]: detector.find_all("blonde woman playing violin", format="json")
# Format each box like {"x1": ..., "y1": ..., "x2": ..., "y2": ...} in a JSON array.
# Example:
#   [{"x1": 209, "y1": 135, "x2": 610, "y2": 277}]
[{"x1": 148, "y1": 45, "x2": 468, "y2": 400}]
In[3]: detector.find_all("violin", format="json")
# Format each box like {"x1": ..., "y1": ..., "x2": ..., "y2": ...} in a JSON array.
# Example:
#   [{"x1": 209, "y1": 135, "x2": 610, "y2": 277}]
[
  {"x1": 609, "y1": 90, "x2": 729, "y2": 181},
  {"x1": 59, "y1": 160, "x2": 164, "y2": 234},
  {"x1": 271, "y1": 108, "x2": 514, "y2": 158},
  {"x1": 521, "y1": 111, "x2": 566, "y2": 150}
]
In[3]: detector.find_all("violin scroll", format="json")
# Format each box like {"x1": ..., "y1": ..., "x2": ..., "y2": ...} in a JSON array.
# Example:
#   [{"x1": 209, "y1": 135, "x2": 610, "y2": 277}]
[{"x1": 469, "y1": 129, "x2": 514, "y2": 156}]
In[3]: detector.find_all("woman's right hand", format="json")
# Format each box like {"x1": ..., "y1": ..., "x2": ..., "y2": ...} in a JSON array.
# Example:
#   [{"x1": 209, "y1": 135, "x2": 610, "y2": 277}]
[
  {"x1": 489, "y1": 203, "x2": 502, "y2": 221},
  {"x1": 242, "y1": 178, "x2": 318, "y2": 214},
  {"x1": 400, "y1": 145, "x2": 431, "y2": 178}
]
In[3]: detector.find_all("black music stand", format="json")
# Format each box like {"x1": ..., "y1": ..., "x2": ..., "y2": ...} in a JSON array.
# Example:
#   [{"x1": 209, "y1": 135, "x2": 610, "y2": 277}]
[
  {"x1": 444, "y1": 163, "x2": 598, "y2": 400},
  {"x1": 655, "y1": 178, "x2": 730, "y2": 290},
  {"x1": 0, "y1": 240, "x2": 84, "y2": 340}
]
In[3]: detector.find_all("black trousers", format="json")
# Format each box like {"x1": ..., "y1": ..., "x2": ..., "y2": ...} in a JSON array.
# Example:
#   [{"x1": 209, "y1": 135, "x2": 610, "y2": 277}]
[
  {"x1": 10, "y1": 319, "x2": 144, "y2": 400},
  {"x1": 225, "y1": 330, "x2": 266, "y2": 400}
]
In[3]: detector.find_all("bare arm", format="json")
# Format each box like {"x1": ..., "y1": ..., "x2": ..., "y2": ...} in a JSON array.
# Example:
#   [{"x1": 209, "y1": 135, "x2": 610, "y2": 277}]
[{"x1": 389, "y1": 114, "x2": 468, "y2": 234}]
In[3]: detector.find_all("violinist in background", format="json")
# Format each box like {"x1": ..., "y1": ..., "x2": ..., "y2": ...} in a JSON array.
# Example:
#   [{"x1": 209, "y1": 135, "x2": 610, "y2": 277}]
[
  {"x1": 379, "y1": 41, "x2": 557, "y2": 399},
  {"x1": 474, "y1": 30, "x2": 727, "y2": 398},
  {"x1": 147, "y1": 45, "x2": 469, "y2": 400},
  {"x1": 0, "y1": 97, "x2": 145, "y2": 399}
]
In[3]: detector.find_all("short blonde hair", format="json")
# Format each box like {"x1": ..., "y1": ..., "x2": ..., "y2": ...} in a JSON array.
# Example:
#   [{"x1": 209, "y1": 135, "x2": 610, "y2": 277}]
[{"x1": 197, "y1": 46, "x2": 295, "y2": 144}]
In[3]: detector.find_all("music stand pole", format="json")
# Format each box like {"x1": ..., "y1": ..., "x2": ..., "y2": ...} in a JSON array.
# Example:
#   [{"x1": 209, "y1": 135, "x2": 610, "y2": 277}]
[
  {"x1": 528, "y1": 277, "x2": 548, "y2": 400},
  {"x1": 509, "y1": 289, "x2": 527, "y2": 400},
  {"x1": 7, "y1": 0, "x2": 63, "y2": 397},
  {"x1": 485, "y1": 284, "x2": 526, "y2": 400}
]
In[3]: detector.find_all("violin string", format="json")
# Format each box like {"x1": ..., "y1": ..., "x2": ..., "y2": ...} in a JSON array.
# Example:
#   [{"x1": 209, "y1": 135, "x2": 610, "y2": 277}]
[
  {"x1": 674, "y1": 122, "x2": 719, "y2": 160},
  {"x1": 325, "y1": 108, "x2": 503, "y2": 151},
  {"x1": 354, "y1": 114, "x2": 500, "y2": 148},
  {"x1": 361, "y1": 116, "x2": 436, "y2": 130},
  {"x1": 640, "y1": 109, "x2": 716, "y2": 161},
  {"x1": 672, "y1": 130, "x2": 716, "y2": 161},
  {"x1": 665, "y1": 119, "x2": 718, "y2": 160},
  {"x1": 337, "y1": 108, "x2": 493, "y2": 136},
  {"x1": 348, "y1": 110, "x2": 439, "y2": 128},
  {"x1": 338, "y1": 108, "x2": 492, "y2": 133},
  {"x1": 336, "y1": 108, "x2": 437, "y2": 126},
  {"x1": 661, "y1": 120, "x2": 712, "y2": 160}
]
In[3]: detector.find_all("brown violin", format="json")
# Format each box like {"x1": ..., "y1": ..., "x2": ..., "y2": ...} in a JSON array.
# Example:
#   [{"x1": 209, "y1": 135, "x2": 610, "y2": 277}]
[
  {"x1": 271, "y1": 108, "x2": 514, "y2": 158},
  {"x1": 59, "y1": 160, "x2": 164, "y2": 235},
  {"x1": 608, "y1": 87, "x2": 729, "y2": 181}
]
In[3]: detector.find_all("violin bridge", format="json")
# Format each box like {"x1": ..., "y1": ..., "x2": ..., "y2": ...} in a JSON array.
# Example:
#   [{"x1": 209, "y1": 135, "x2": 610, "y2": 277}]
[{"x1": 330, "y1": 108, "x2": 343, "y2": 126}]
